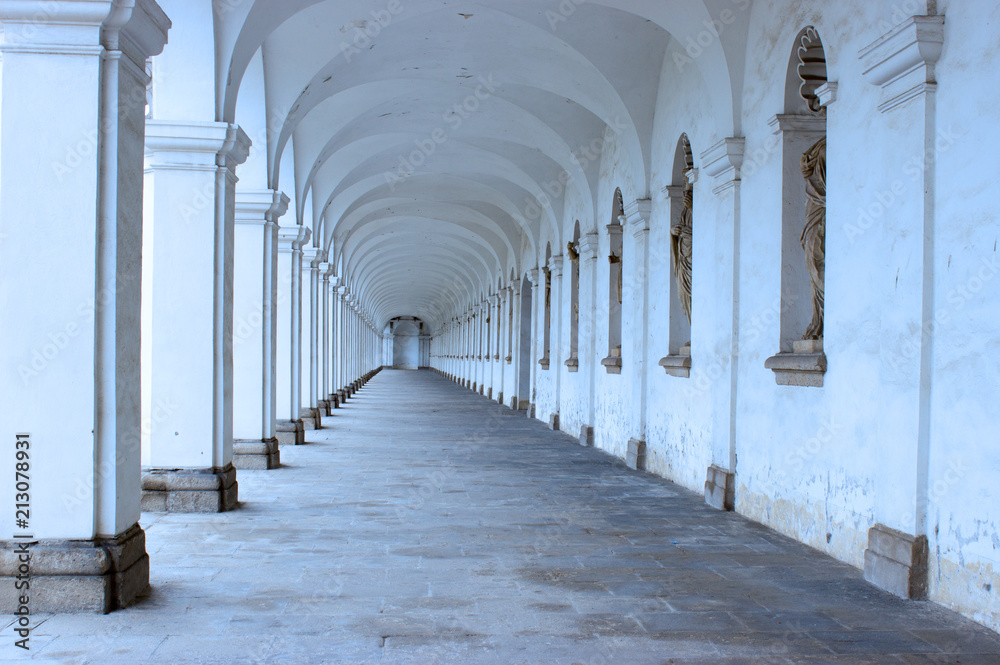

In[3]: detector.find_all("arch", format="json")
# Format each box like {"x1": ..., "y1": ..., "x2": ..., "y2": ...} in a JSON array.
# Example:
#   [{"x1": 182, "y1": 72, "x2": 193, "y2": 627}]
[{"x1": 777, "y1": 26, "x2": 828, "y2": 350}]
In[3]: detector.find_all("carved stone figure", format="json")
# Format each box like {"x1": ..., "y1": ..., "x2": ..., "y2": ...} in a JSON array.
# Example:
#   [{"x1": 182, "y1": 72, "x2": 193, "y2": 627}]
[
  {"x1": 800, "y1": 136, "x2": 826, "y2": 340},
  {"x1": 608, "y1": 252, "x2": 622, "y2": 304},
  {"x1": 566, "y1": 241, "x2": 579, "y2": 263},
  {"x1": 670, "y1": 172, "x2": 694, "y2": 324}
]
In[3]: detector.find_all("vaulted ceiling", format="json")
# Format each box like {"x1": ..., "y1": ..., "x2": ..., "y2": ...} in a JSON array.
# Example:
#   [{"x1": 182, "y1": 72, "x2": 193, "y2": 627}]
[{"x1": 214, "y1": 0, "x2": 746, "y2": 331}]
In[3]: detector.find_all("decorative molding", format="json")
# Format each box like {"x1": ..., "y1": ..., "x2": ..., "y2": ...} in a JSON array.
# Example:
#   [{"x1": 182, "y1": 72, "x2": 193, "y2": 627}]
[
  {"x1": 816, "y1": 81, "x2": 838, "y2": 106},
  {"x1": 859, "y1": 15, "x2": 944, "y2": 113},
  {"x1": 624, "y1": 198, "x2": 651, "y2": 238},
  {"x1": 658, "y1": 354, "x2": 691, "y2": 378},
  {"x1": 662, "y1": 184, "x2": 686, "y2": 201},
  {"x1": 547, "y1": 254, "x2": 564, "y2": 277},
  {"x1": 768, "y1": 114, "x2": 827, "y2": 136},
  {"x1": 577, "y1": 232, "x2": 600, "y2": 262},
  {"x1": 699, "y1": 137, "x2": 744, "y2": 195},
  {"x1": 764, "y1": 351, "x2": 827, "y2": 387}
]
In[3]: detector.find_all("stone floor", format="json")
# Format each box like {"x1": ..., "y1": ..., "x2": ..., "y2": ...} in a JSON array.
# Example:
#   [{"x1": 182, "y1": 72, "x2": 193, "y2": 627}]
[{"x1": 4, "y1": 369, "x2": 999, "y2": 664}]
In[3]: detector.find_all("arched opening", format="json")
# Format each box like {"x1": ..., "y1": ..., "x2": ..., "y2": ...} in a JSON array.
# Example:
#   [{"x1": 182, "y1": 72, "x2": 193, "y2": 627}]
[
  {"x1": 390, "y1": 317, "x2": 422, "y2": 369},
  {"x1": 566, "y1": 221, "x2": 581, "y2": 371},
  {"x1": 517, "y1": 273, "x2": 533, "y2": 409},
  {"x1": 602, "y1": 188, "x2": 624, "y2": 374},
  {"x1": 766, "y1": 26, "x2": 829, "y2": 387},
  {"x1": 669, "y1": 134, "x2": 694, "y2": 356}
]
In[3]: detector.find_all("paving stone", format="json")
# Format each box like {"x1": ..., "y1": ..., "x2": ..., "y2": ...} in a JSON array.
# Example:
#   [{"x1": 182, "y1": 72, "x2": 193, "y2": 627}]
[{"x1": 6, "y1": 369, "x2": 996, "y2": 663}]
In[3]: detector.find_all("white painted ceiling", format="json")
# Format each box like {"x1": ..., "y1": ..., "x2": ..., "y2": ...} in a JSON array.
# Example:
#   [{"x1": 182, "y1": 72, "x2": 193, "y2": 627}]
[{"x1": 214, "y1": 0, "x2": 745, "y2": 332}]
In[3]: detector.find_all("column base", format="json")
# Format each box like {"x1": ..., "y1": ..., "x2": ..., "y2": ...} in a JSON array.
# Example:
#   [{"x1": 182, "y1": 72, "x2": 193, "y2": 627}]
[
  {"x1": 233, "y1": 437, "x2": 280, "y2": 470},
  {"x1": 318, "y1": 399, "x2": 332, "y2": 417},
  {"x1": 338, "y1": 389, "x2": 348, "y2": 403},
  {"x1": 863, "y1": 524, "x2": 928, "y2": 599},
  {"x1": 497, "y1": 391, "x2": 503, "y2": 405},
  {"x1": 487, "y1": 387, "x2": 493, "y2": 399},
  {"x1": 300, "y1": 408, "x2": 321, "y2": 430},
  {"x1": 626, "y1": 437, "x2": 646, "y2": 470},
  {"x1": 549, "y1": 412, "x2": 560, "y2": 430},
  {"x1": 141, "y1": 463, "x2": 239, "y2": 513},
  {"x1": 580, "y1": 426, "x2": 594, "y2": 447},
  {"x1": 0, "y1": 524, "x2": 149, "y2": 614},
  {"x1": 330, "y1": 393, "x2": 340, "y2": 409},
  {"x1": 528, "y1": 403, "x2": 536, "y2": 418},
  {"x1": 704, "y1": 464, "x2": 735, "y2": 511},
  {"x1": 276, "y1": 419, "x2": 305, "y2": 446}
]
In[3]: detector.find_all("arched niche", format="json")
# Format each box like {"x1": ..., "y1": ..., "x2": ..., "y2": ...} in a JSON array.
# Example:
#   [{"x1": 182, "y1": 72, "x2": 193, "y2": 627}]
[{"x1": 765, "y1": 26, "x2": 829, "y2": 387}]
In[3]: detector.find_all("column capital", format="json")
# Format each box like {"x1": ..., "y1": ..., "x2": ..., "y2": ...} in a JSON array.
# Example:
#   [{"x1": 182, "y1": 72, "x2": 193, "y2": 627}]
[
  {"x1": 236, "y1": 189, "x2": 290, "y2": 225},
  {"x1": 624, "y1": 198, "x2": 652, "y2": 238},
  {"x1": 1, "y1": 0, "x2": 170, "y2": 64},
  {"x1": 700, "y1": 137, "x2": 744, "y2": 196},
  {"x1": 217, "y1": 124, "x2": 252, "y2": 172},
  {"x1": 320, "y1": 262, "x2": 334, "y2": 280},
  {"x1": 547, "y1": 254, "x2": 564, "y2": 277},
  {"x1": 526, "y1": 268, "x2": 540, "y2": 284},
  {"x1": 859, "y1": 15, "x2": 944, "y2": 113},
  {"x1": 145, "y1": 120, "x2": 236, "y2": 171},
  {"x1": 278, "y1": 224, "x2": 310, "y2": 252},
  {"x1": 577, "y1": 232, "x2": 600, "y2": 262}
]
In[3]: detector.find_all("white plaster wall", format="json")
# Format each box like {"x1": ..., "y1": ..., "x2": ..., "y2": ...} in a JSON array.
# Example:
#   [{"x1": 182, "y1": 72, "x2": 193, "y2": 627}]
[{"x1": 924, "y1": 0, "x2": 1000, "y2": 632}]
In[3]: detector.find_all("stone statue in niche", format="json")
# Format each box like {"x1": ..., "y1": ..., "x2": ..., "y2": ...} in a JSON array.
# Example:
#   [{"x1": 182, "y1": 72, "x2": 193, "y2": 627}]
[
  {"x1": 608, "y1": 252, "x2": 622, "y2": 304},
  {"x1": 566, "y1": 241, "x2": 579, "y2": 263},
  {"x1": 670, "y1": 171, "x2": 694, "y2": 324},
  {"x1": 800, "y1": 136, "x2": 826, "y2": 340}
]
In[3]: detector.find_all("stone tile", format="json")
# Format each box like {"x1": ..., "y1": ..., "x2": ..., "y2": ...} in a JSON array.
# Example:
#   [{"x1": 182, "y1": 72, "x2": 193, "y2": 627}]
[{"x1": 13, "y1": 370, "x2": 997, "y2": 663}]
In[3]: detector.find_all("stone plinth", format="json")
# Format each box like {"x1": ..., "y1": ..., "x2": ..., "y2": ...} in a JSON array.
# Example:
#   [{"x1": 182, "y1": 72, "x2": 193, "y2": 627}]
[
  {"x1": 704, "y1": 465, "x2": 735, "y2": 511},
  {"x1": 277, "y1": 419, "x2": 305, "y2": 446},
  {"x1": 234, "y1": 438, "x2": 280, "y2": 470},
  {"x1": 864, "y1": 523, "x2": 928, "y2": 599},
  {"x1": 626, "y1": 438, "x2": 646, "y2": 470},
  {"x1": 580, "y1": 426, "x2": 594, "y2": 447},
  {"x1": 141, "y1": 464, "x2": 238, "y2": 513},
  {"x1": 0, "y1": 525, "x2": 149, "y2": 614}
]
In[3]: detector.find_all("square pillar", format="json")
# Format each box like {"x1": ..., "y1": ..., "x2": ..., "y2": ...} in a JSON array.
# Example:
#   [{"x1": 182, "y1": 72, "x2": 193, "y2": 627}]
[
  {"x1": 276, "y1": 224, "x2": 309, "y2": 445},
  {"x1": 233, "y1": 190, "x2": 288, "y2": 469},
  {"x1": 0, "y1": 0, "x2": 169, "y2": 612},
  {"x1": 142, "y1": 119, "x2": 250, "y2": 511}
]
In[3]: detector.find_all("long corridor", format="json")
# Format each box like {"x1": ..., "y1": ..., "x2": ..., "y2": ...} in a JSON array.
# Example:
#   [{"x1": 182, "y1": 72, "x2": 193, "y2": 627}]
[{"x1": 5, "y1": 369, "x2": 999, "y2": 664}]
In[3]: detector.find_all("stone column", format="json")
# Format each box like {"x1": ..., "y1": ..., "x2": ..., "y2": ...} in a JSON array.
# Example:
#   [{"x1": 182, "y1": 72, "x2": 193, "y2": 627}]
[
  {"x1": 276, "y1": 224, "x2": 309, "y2": 445},
  {"x1": 300, "y1": 248, "x2": 322, "y2": 429},
  {"x1": 624, "y1": 200, "x2": 651, "y2": 468},
  {"x1": 326, "y1": 275, "x2": 340, "y2": 409},
  {"x1": 547, "y1": 255, "x2": 564, "y2": 430},
  {"x1": 142, "y1": 119, "x2": 250, "y2": 513},
  {"x1": 578, "y1": 232, "x2": 600, "y2": 445},
  {"x1": 317, "y1": 262, "x2": 333, "y2": 415},
  {"x1": 858, "y1": 15, "x2": 944, "y2": 600},
  {"x1": 336, "y1": 286, "x2": 348, "y2": 402},
  {"x1": 699, "y1": 137, "x2": 745, "y2": 511},
  {"x1": 526, "y1": 268, "x2": 541, "y2": 417},
  {"x1": 0, "y1": 0, "x2": 169, "y2": 612},
  {"x1": 232, "y1": 190, "x2": 288, "y2": 470}
]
